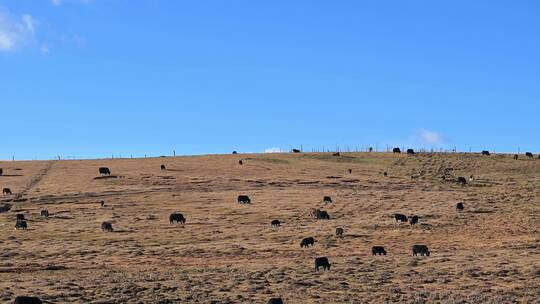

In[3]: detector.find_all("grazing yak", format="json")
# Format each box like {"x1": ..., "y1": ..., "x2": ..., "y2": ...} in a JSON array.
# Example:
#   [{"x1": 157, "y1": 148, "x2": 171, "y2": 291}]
[
  {"x1": 0, "y1": 203, "x2": 12, "y2": 213},
  {"x1": 98, "y1": 167, "x2": 111, "y2": 175},
  {"x1": 348, "y1": 168, "x2": 352, "y2": 174},
  {"x1": 456, "y1": 202, "x2": 465, "y2": 211},
  {"x1": 40, "y1": 210, "x2": 49, "y2": 218},
  {"x1": 160, "y1": 164, "x2": 166, "y2": 170},
  {"x1": 323, "y1": 196, "x2": 332, "y2": 204},
  {"x1": 0, "y1": 168, "x2": 2, "y2": 175},
  {"x1": 238, "y1": 160, "x2": 243, "y2": 165},
  {"x1": 457, "y1": 176, "x2": 467, "y2": 185},
  {"x1": 169, "y1": 213, "x2": 186, "y2": 224},
  {"x1": 394, "y1": 213, "x2": 408, "y2": 223},
  {"x1": 335, "y1": 227, "x2": 344, "y2": 237},
  {"x1": 237, "y1": 195, "x2": 251, "y2": 204},
  {"x1": 292, "y1": 149, "x2": 301, "y2": 153},
  {"x1": 412, "y1": 244, "x2": 430, "y2": 256},
  {"x1": 514, "y1": 154, "x2": 519, "y2": 160},
  {"x1": 100, "y1": 201, "x2": 105, "y2": 207},
  {"x1": 271, "y1": 219, "x2": 281, "y2": 227},
  {"x1": 315, "y1": 210, "x2": 330, "y2": 220},
  {"x1": 372, "y1": 246, "x2": 387, "y2": 256},
  {"x1": 13, "y1": 296, "x2": 43, "y2": 304},
  {"x1": 101, "y1": 222, "x2": 113, "y2": 232},
  {"x1": 409, "y1": 215, "x2": 419, "y2": 225},
  {"x1": 300, "y1": 237, "x2": 316, "y2": 248},
  {"x1": 392, "y1": 147, "x2": 401, "y2": 153},
  {"x1": 15, "y1": 220, "x2": 27, "y2": 230},
  {"x1": 232, "y1": 151, "x2": 238, "y2": 154},
  {"x1": 16, "y1": 214, "x2": 25, "y2": 221},
  {"x1": 333, "y1": 152, "x2": 340, "y2": 156},
  {"x1": 315, "y1": 257, "x2": 331, "y2": 271},
  {"x1": 267, "y1": 298, "x2": 283, "y2": 304},
  {"x1": 406, "y1": 149, "x2": 415, "y2": 155},
  {"x1": 481, "y1": 150, "x2": 490, "y2": 156},
  {"x1": 3, "y1": 188, "x2": 12, "y2": 195},
  {"x1": 526, "y1": 152, "x2": 534, "y2": 158},
  {"x1": 383, "y1": 171, "x2": 388, "y2": 177}
]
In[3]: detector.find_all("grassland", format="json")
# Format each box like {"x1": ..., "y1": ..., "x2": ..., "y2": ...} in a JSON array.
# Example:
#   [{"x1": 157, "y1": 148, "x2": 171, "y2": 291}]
[{"x1": 0, "y1": 152, "x2": 539, "y2": 303}]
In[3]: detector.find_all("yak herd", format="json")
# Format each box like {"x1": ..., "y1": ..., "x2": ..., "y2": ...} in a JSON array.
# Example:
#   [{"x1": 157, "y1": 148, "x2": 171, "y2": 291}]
[
  {"x1": 1, "y1": 149, "x2": 536, "y2": 304},
  {"x1": 229, "y1": 151, "x2": 482, "y2": 304}
]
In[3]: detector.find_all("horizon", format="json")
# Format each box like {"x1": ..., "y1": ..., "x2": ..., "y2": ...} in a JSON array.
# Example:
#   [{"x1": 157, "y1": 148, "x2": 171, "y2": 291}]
[
  {"x1": 1, "y1": 1, "x2": 539, "y2": 159},
  {"x1": 0, "y1": 146, "x2": 534, "y2": 162}
]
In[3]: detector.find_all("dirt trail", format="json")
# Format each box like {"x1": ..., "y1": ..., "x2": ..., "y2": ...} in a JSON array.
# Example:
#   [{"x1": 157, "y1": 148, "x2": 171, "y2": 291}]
[{"x1": 17, "y1": 160, "x2": 56, "y2": 198}]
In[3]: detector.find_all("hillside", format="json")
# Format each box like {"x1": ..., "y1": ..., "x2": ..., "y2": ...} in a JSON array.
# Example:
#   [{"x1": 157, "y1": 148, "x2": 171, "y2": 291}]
[{"x1": 0, "y1": 152, "x2": 539, "y2": 303}]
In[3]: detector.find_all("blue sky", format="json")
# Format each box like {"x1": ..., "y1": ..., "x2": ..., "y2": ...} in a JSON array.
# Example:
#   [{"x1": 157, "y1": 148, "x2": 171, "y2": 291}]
[{"x1": 1, "y1": 0, "x2": 539, "y2": 159}]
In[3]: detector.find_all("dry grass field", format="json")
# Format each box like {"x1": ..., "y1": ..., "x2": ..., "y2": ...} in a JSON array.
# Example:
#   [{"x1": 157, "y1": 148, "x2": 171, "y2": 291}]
[{"x1": 0, "y1": 152, "x2": 539, "y2": 303}]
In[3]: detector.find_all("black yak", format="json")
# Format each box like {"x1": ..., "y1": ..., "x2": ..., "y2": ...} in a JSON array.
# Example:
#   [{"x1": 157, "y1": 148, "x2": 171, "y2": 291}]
[
  {"x1": 15, "y1": 220, "x2": 27, "y2": 230},
  {"x1": 315, "y1": 210, "x2": 330, "y2": 220},
  {"x1": 300, "y1": 237, "x2": 316, "y2": 248},
  {"x1": 267, "y1": 298, "x2": 283, "y2": 304},
  {"x1": 394, "y1": 213, "x2": 408, "y2": 223},
  {"x1": 98, "y1": 167, "x2": 111, "y2": 175},
  {"x1": 372, "y1": 246, "x2": 387, "y2": 256},
  {"x1": 13, "y1": 296, "x2": 43, "y2": 304},
  {"x1": 412, "y1": 244, "x2": 430, "y2": 256},
  {"x1": 101, "y1": 222, "x2": 113, "y2": 232},
  {"x1": 169, "y1": 213, "x2": 186, "y2": 224},
  {"x1": 237, "y1": 195, "x2": 251, "y2": 204},
  {"x1": 315, "y1": 257, "x2": 331, "y2": 271}
]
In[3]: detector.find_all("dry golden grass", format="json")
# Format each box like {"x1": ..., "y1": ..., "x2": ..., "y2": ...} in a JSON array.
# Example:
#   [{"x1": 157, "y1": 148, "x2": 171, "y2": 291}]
[{"x1": 0, "y1": 152, "x2": 539, "y2": 303}]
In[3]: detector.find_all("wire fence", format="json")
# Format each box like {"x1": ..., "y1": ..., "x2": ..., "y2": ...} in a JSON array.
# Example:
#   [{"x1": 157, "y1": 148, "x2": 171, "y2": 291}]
[{"x1": 4, "y1": 144, "x2": 532, "y2": 162}]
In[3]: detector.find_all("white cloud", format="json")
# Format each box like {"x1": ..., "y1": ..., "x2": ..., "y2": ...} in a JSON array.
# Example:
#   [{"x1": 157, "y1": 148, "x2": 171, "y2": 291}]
[
  {"x1": 264, "y1": 147, "x2": 282, "y2": 153},
  {"x1": 51, "y1": 0, "x2": 62, "y2": 6},
  {"x1": 22, "y1": 14, "x2": 35, "y2": 34},
  {"x1": 41, "y1": 45, "x2": 49, "y2": 54},
  {"x1": 0, "y1": 8, "x2": 36, "y2": 51},
  {"x1": 0, "y1": 32, "x2": 13, "y2": 50},
  {"x1": 417, "y1": 129, "x2": 446, "y2": 145}
]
